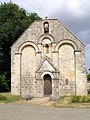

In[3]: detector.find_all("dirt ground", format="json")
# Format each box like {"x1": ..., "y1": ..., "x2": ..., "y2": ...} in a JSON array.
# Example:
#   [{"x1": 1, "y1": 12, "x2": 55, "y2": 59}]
[{"x1": 21, "y1": 97, "x2": 55, "y2": 107}]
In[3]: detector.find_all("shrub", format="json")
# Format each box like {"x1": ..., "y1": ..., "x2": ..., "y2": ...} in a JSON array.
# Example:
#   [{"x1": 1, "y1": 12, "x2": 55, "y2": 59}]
[
  {"x1": 87, "y1": 89, "x2": 90, "y2": 94},
  {"x1": 0, "y1": 95, "x2": 7, "y2": 101},
  {"x1": 72, "y1": 95, "x2": 90, "y2": 103},
  {"x1": 81, "y1": 96, "x2": 90, "y2": 103},
  {"x1": 72, "y1": 96, "x2": 81, "y2": 103},
  {"x1": 0, "y1": 74, "x2": 9, "y2": 92},
  {"x1": 87, "y1": 73, "x2": 90, "y2": 81}
]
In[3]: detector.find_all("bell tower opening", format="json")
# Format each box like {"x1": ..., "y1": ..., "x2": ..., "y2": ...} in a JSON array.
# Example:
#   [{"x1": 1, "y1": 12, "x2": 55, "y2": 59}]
[{"x1": 44, "y1": 22, "x2": 49, "y2": 33}]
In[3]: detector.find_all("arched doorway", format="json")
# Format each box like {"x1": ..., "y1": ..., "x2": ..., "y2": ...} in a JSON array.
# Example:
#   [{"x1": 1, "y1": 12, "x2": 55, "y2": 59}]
[{"x1": 44, "y1": 74, "x2": 52, "y2": 95}]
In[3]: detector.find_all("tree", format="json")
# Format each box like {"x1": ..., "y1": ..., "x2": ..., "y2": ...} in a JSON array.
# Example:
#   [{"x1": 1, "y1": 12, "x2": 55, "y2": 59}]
[
  {"x1": 0, "y1": 74, "x2": 9, "y2": 92},
  {"x1": 0, "y1": 2, "x2": 41, "y2": 92},
  {"x1": 87, "y1": 73, "x2": 90, "y2": 81},
  {"x1": 29, "y1": 12, "x2": 42, "y2": 24},
  {"x1": 87, "y1": 68, "x2": 90, "y2": 81}
]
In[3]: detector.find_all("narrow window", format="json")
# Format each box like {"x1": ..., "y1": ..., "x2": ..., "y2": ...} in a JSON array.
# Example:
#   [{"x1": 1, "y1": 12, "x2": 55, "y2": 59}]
[
  {"x1": 45, "y1": 44, "x2": 49, "y2": 54},
  {"x1": 65, "y1": 79, "x2": 69, "y2": 85}
]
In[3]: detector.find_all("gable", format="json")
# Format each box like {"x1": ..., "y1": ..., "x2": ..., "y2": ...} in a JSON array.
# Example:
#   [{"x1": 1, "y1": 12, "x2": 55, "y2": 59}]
[
  {"x1": 11, "y1": 18, "x2": 85, "y2": 54},
  {"x1": 38, "y1": 59, "x2": 57, "y2": 72}
]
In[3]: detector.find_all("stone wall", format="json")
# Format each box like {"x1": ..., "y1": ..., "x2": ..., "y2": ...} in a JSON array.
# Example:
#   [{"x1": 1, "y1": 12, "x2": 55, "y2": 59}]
[
  {"x1": 21, "y1": 46, "x2": 36, "y2": 96},
  {"x1": 59, "y1": 44, "x2": 75, "y2": 96},
  {"x1": 11, "y1": 19, "x2": 87, "y2": 97}
]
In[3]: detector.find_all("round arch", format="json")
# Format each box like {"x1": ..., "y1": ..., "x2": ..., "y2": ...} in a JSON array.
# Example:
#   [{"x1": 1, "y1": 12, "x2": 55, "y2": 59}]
[
  {"x1": 44, "y1": 74, "x2": 52, "y2": 95},
  {"x1": 41, "y1": 71, "x2": 54, "y2": 79},
  {"x1": 55, "y1": 39, "x2": 78, "y2": 51},
  {"x1": 38, "y1": 34, "x2": 55, "y2": 43},
  {"x1": 18, "y1": 41, "x2": 39, "y2": 53}
]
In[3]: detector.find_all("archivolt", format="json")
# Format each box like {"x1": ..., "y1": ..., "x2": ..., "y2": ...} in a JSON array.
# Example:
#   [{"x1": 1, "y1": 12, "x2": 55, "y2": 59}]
[
  {"x1": 41, "y1": 71, "x2": 54, "y2": 79},
  {"x1": 55, "y1": 39, "x2": 78, "y2": 51},
  {"x1": 18, "y1": 41, "x2": 39, "y2": 53},
  {"x1": 38, "y1": 34, "x2": 55, "y2": 43}
]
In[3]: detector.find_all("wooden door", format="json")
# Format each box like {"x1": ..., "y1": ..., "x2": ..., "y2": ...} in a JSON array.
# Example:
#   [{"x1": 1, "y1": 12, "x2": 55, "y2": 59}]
[{"x1": 44, "y1": 74, "x2": 52, "y2": 95}]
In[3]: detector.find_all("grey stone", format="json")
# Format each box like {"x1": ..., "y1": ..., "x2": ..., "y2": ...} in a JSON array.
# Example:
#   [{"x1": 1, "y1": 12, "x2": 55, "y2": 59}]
[
  {"x1": 11, "y1": 18, "x2": 87, "y2": 97},
  {"x1": 49, "y1": 94, "x2": 59, "y2": 101},
  {"x1": 22, "y1": 95, "x2": 32, "y2": 101}
]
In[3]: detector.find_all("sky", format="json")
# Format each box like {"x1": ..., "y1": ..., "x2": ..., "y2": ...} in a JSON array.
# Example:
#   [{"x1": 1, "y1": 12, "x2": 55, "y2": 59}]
[{"x1": 0, "y1": 0, "x2": 90, "y2": 71}]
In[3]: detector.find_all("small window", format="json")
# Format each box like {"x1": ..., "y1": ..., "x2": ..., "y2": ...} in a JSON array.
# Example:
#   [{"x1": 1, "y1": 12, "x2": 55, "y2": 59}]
[
  {"x1": 45, "y1": 44, "x2": 49, "y2": 54},
  {"x1": 44, "y1": 22, "x2": 49, "y2": 33},
  {"x1": 65, "y1": 79, "x2": 69, "y2": 85}
]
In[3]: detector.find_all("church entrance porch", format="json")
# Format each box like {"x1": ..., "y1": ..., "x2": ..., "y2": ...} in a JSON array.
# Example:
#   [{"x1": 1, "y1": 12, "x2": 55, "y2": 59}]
[
  {"x1": 36, "y1": 70, "x2": 59, "y2": 98},
  {"x1": 44, "y1": 74, "x2": 52, "y2": 95}
]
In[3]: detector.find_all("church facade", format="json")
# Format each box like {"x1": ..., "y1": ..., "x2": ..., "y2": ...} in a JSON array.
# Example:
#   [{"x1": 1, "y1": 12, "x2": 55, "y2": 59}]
[{"x1": 11, "y1": 18, "x2": 87, "y2": 98}]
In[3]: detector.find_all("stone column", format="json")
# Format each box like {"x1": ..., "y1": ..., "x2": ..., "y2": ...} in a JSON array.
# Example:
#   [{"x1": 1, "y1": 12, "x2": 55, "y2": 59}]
[
  {"x1": 52, "y1": 51, "x2": 58, "y2": 69},
  {"x1": 36, "y1": 52, "x2": 41, "y2": 69},
  {"x1": 11, "y1": 53, "x2": 21, "y2": 95},
  {"x1": 75, "y1": 50, "x2": 87, "y2": 95}
]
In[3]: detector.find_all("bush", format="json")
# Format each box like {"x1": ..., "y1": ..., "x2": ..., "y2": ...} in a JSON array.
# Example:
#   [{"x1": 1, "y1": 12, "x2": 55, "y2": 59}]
[
  {"x1": 0, "y1": 74, "x2": 9, "y2": 92},
  {"x1": 72, "y1": 96, "x2": 90, "y2": 103},
  {"x1": 81, "y1": 96, "x2": 90, "y2": 102},
  {"x1": 87, "y1": 73, "x2": 90, "y2": 81},
  {"x1": 0, "y1": 95, "x2": 7, "y2": 101},
  {"x1": 72, "y1": 96, "x2": 81, "y2": 103},
  {"x1": 87, "y1": 89, "x2": 90, "y2": 94}
]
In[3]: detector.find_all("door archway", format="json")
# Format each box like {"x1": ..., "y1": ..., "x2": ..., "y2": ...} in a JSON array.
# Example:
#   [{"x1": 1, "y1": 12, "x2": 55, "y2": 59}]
[{"x1": 44, "y1": 74, "x2": 52, "y2": 95}]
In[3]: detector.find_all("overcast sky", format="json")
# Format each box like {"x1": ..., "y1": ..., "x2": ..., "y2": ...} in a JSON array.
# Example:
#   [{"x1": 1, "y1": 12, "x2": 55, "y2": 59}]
[{"x1": 0, "y1": 0, "x2": 90, "y2": 70}]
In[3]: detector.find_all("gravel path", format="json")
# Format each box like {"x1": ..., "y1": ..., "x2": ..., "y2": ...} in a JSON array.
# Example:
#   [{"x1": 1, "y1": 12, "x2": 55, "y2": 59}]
[{"x1": 23, "y1": 97, "x2": 55, "y2": 107}]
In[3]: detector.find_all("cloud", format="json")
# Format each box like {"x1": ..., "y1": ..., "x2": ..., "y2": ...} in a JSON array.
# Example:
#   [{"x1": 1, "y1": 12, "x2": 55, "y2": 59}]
[
  {"x1": 48, "y1": 0, "x2": 90, "y2": 45},
  {"x1": 86, "y1": 45, "x2": 90, "y2": 70},
  {"x1": 78, "y1": 30, "x2": 90, "y2": 44},
  {"x1": 0, "y1": 0, "x2": 90, "y2": 69}
]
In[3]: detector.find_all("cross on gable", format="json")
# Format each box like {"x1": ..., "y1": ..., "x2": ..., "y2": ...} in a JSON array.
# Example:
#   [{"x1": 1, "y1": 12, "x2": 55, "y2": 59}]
[{"x1": 45, "y1": 16, "x2": 48, "y2": 19}]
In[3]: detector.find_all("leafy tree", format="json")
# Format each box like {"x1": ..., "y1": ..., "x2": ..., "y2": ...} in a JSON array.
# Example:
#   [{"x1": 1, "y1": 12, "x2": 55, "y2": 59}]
[
  {"x1": 87, "y1": 73, "x2": 90, "y2": 81},
  {"x1": 0, "y1": 74, "x2": 9, "y2": 92},
  {"x1": 0, "y1": 2, "x2": 41, "y2": 92},
  {"x1": 29, "y1": 12, "x2": 42, "y2": 24}
]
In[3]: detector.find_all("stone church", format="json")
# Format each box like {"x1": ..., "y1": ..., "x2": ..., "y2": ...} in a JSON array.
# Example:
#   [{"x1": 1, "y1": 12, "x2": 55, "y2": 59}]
[{"x1": 11, "y1": 18, "x2": 87, "y2": 98}]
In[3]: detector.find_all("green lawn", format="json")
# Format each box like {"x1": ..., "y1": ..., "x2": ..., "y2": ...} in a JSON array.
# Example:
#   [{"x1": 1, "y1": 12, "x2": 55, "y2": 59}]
[
  {"x1": 54, "y1": 95, "x2": 90, "y2": 108},
  {"x1": 1, "y1": 93, "x2": 90, "y2": 108},
  {"x1": 0, "y1": 93, "x2": 21, "y2": 103}
]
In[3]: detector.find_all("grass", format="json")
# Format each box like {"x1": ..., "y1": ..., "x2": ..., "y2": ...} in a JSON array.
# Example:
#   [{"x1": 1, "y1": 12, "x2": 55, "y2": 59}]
[
  {"x1": 1, "y1": 93, "x2": 90, "y2": 108},
  {"x1": 54, "y1": 95, "x2": 90, "y2": 108},
  {"x1": 72, "y1": 95, "x2": 90, "y2": 103},
  {"x1": 0, "y1": 93, "x2": 21, "y2": 103}
]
